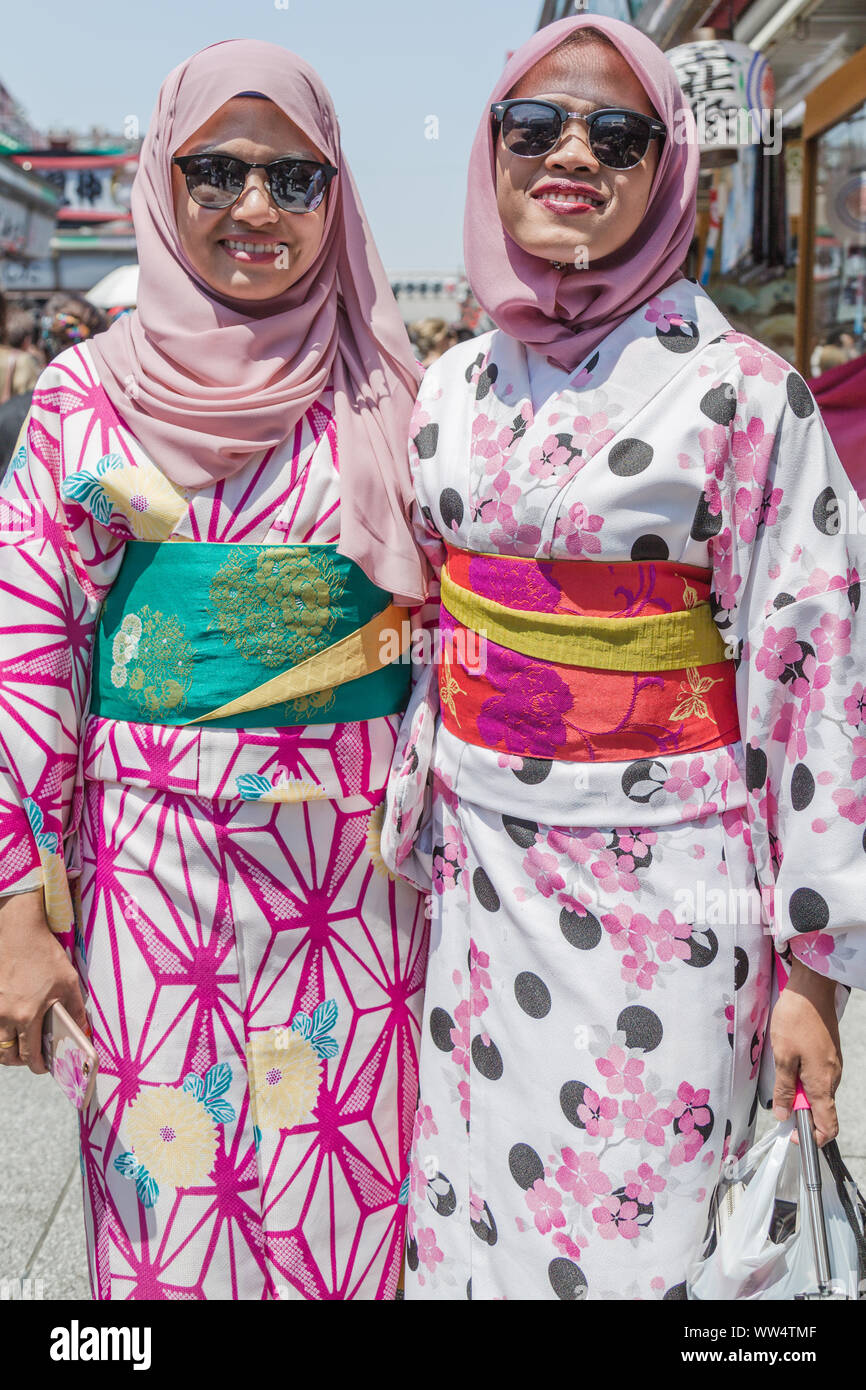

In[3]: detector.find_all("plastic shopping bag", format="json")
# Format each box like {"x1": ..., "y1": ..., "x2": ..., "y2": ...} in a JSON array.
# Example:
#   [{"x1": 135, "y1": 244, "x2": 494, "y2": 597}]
[{"x1": 687, "y1": 1118, "x2": 866, "y2": 1300}]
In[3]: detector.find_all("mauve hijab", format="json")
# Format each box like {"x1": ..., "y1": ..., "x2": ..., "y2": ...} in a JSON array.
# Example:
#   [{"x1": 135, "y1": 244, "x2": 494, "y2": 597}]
[
  {"x1": 89, "y1": 39, "x2": 426, "y2": 603},
  {"x1": 464, "y1": 14, "x2": 699, "y2": 371}
]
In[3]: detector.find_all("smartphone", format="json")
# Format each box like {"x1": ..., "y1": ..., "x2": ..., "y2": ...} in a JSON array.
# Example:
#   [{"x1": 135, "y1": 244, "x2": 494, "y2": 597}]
[{"x1": 41, "y1": 1001, "x2": 98, "y2": 1110}]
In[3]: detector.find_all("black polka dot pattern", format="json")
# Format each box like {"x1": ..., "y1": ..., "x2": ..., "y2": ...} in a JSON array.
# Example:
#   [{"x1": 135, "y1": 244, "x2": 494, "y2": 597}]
[
  {"x1": 630, "y1": 535, "x2": 669, "y2": 560},
  {"x1": 512, "y1": 757, "x2": 552, "y2": 785},
  {"x1": 472, "y1": 866, "x2": 500, "y2": 911},
  {"x1": 691, "y1": 493, "x2": 723, "y2": 540},
  {"x1": 502, "y1": 816, "x2": 538, "y2": 848},
  {"x1": 475, "y1": 363, "x2": 499, "y2": 400},
  {"x1": 616, "y1": 1005, "x2": 663, "y2": 1052},
  {"x1": 734, "y1": 946, "x2": 749, "y2": 991},
  {"x1": 471, "y1": 1035, "x2": 504, "y2": 1079},
  {"x1": 464, "y1": 353, "x2": 484, "y2": 384},
  {"x1": 685, "y1": 927, "x2": 718, "y2": 969},
  {"x1": 786, "y1": 371, "x2": 815, "y2": 418},
  {"x1": 559, "y1": 905, "x2": 602, "y2": 950},
  {"x1": 789, "y1": 886, "x2": 830, "y2": 932},
  {"x1": 548, "y1": 1258, "x2": 588, "y2": 1300},
  {"x1": 514, "y1": 971, "x2": 552, "y2": 1018},
  {"x1": 560, "y1": 1080, "x2": 591, "y2": 1128},
  {"x1": 430, "y1": 1007, "x2": 455, "y2": 1052},
  {"x1": 508, "y1": 1143, "x2": 544, "y2": 1190},
  {"x1": 425, "y1": 1172, "x2": 457, "y2": 1217},
  {"x1": 470, "y1": 1200, "x2": 498, "y2": 1246},
  {"x1": 608, "y1": 438, "x2": 654, "y2": 476},
  {"x1": 791, "y1": 763, "x2": 815, "y2": 810},
  {"x1": 699, "y1": 383, "x2": 737, "y2": 425},
  {"x1": 622, "y1": 759, "x2": 667, "y2": 803},
  {"x1": 414, "y1": 423, "x2": 439, "y2": 459},
  {"x1": 812, "y1": 486, "x2": 840, "y2": 536},
  {"x1": 746, "y1": 744, "x2": 767, "y2": 792},
  {"x1": 439, "y1": 487, "x2": 464, "y2": 530},
  {"x1": 656, "y1": 320, "x2": 699, "y2": 352}
]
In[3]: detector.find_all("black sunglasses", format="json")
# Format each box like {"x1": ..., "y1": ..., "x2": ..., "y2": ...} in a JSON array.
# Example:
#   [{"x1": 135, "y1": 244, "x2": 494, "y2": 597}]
[
  {"x1": 491, "y1": 100, "x2": 666, "y2": 170},
  {"x1": 172, "y1": 153, "x2": 337, "y2": 213}
]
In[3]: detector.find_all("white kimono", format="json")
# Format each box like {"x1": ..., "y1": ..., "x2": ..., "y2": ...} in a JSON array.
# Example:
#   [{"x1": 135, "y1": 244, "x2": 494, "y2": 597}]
[{"x1": 383, "y1": 277, "x2": 866, "y2": 1300}]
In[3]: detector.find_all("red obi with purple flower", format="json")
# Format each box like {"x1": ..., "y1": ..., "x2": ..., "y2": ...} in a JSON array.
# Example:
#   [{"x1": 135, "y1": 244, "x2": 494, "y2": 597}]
[{"x1": 436, "y1": 546, "x2": 740, "y2": 762}]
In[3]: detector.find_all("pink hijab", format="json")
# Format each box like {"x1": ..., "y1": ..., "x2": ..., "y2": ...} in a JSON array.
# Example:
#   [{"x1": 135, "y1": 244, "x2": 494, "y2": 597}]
[
  {"x1": 464, "y1": 14, "x2": 699, "y2": 371},
  {"x1": 89, "y1": 40, "x2": 425, "y2": 603}
]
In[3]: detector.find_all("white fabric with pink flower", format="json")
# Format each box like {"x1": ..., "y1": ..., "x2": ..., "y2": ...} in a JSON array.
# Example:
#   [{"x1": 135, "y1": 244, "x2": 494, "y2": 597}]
[{"x1": 385, "y1": 276, "x2": 866, "y2": 1300}]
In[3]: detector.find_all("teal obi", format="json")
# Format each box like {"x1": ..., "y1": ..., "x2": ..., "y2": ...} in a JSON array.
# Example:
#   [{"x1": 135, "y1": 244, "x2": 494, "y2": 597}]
[{"x1": 90, "y1": 541, "x2": 411, "y2": 729}]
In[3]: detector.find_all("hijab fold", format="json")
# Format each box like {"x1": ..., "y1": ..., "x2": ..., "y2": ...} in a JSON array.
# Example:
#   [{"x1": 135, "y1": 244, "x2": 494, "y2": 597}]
[
  {"x1": 89, "y1": 39, "x2": 425, "y2": 603},
  {"x1": 464, "y1": 14, "x2": 699, "y2": 372}
]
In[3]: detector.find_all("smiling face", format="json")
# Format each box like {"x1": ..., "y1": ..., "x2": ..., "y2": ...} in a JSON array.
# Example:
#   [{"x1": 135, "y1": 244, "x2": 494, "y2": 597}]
[
  {"x1": 171, "y1": 96, "x2": 329, "y2": 301},
  {"x1": 495, "y1": 38, "x2": 661, "y2": 267}
]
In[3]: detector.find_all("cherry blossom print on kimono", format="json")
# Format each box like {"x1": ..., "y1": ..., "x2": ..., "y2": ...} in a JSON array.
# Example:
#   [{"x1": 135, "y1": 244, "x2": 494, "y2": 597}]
[
  {"x1": 382, "y1": 276, "x2": 866, "y2": 1301},
  {"x1": 0, "y1": 343, "x2": 428, "y2": 1300}
]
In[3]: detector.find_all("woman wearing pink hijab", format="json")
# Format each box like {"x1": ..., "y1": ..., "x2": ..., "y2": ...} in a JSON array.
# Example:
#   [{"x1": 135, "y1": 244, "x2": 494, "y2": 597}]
[
  {"x1": 0, "y1": 40, "x2": 429, "y2": 1300},
  {"x1": 384, "y1": 14, "x2": 866, "y2": 1299}
]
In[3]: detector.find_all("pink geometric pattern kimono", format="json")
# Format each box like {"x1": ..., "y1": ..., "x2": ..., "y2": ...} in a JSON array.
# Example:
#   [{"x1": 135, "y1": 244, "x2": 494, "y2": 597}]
[
  {"x1": 0, "y1": 342, "x2": 428, "y2": 1300},
  {"x1": 383, "y1": 277, "x2": 866, "y2": 1300}
]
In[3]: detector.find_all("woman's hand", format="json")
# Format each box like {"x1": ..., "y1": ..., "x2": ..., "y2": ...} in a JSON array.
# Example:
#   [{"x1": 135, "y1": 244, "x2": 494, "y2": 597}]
[
  {"x1": 0, "y1": 887, "x2": 88, "y2": 1073},
  {"x1": 770, "y1": 955, "x2": 842, "y2": 1147}
]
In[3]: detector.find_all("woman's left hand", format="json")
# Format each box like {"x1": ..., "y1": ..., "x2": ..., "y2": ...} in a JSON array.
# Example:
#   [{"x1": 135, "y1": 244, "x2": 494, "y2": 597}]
[{"x1": 770, "y1": 955, "x2": 842, "y2": 1147}]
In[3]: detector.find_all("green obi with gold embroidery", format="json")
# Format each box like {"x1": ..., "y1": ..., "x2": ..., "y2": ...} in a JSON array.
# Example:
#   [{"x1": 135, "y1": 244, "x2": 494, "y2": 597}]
[{"x1": 90, "y1": 541, "x2": 411, "y2": 728}]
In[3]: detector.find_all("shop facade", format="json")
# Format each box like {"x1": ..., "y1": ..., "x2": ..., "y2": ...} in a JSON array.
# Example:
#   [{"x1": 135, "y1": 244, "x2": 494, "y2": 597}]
[{"x1": 536, "y1": 2, "x2": 866, "y2": 379}]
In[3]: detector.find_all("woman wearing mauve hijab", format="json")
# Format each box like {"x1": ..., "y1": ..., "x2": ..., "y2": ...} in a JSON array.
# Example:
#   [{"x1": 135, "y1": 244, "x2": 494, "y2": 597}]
[
  {"x1": 0, "y1": 39, "x2": 429, "y2": 1300},
  {"x1": 383, "y1": 14, "x2": 866, "y2": 1299}
]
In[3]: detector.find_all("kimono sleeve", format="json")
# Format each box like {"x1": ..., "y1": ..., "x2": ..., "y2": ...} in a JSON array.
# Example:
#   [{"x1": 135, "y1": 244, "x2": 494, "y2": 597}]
[
  {"x1": 708, "y1": 360, "x2": 866, "y2": 989},
  {"x1": 380, "y1": 393, "x2": 447, "y2": 890},
  {"x1": 0, "y1": 383, "x2": 123, "y2": 928}
]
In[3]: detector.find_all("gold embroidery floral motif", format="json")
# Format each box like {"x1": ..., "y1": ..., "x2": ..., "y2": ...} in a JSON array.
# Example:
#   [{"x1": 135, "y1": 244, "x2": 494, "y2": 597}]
[
  {"x1": 681, "y1": 577, "x2": 698, "y2": 610},
  {"x1": 283, "y1": 688, "x2": 336, "y2": 720},
  {"x1": 208, "y1": 546, "x2": 343, "y2": 669},
  {"x1": 670, "y1": 666, "x2": 723, "y2": 723},
  {"x1": 110, "y1": 606, "x2": 195, "y2": 716},
  {"x1": 439, "y1": 649, "x2": 465, "y2": 727}
]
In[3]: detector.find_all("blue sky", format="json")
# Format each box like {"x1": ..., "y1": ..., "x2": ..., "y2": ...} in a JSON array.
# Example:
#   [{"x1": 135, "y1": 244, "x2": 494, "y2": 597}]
[{"x1": 4, "y1": 0, "x2": 543, "y2": 268}]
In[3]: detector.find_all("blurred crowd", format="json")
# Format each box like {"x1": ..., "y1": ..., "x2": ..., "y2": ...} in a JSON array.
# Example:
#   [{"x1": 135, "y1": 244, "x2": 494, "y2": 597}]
[
  {"x1": 810, "y1": 328, "x2": 863, "y2": 378},
  {"x1": 407, "y1": 316, "x2": 477, "y2": 366},
  {"x1": 0, "y1": 299, "x2": 483, "y2": 473},
  {"x1": 0, "y1": 291, "x2": 107, "y2": 471}
]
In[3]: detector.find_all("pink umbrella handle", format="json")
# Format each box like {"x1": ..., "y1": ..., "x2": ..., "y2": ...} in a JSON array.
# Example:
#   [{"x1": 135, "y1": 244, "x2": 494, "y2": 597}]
[{"x1": 774, "y1": 952, "x2": 813, "y2": 1111}]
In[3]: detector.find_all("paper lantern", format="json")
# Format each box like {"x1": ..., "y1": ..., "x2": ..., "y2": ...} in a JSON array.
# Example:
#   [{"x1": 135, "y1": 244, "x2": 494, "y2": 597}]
[{"x1": 666, "y1": 39, "x2": 776, "y2": 167}]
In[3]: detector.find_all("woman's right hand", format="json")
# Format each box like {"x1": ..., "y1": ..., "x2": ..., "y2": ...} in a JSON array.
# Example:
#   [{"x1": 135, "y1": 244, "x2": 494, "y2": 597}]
[{"x1": 0, "y1": 887, "x2": 88, "y2": 1073}]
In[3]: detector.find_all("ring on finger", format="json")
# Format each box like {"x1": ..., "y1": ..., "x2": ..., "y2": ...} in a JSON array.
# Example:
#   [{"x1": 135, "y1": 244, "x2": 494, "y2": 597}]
[{"x1": 0, "y1": 1038, "x2": 17, "y2": 1049}]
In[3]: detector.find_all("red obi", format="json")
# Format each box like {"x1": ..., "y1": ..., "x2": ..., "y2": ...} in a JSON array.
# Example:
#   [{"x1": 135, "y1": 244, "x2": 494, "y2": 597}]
[{"x1": 436, "y1": 546, "x2": 740, "y2": 763}]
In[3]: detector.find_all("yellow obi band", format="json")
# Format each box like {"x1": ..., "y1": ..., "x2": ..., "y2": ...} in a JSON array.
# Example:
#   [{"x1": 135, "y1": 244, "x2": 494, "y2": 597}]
[{"x1": 439, "y1": 565, "x2": 728, "y2": 672}]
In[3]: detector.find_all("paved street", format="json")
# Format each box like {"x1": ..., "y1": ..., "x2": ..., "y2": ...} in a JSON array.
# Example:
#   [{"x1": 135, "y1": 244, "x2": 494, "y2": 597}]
[{"x1": 1, "y1": 987, "x2": 864, "y2": 1301}]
